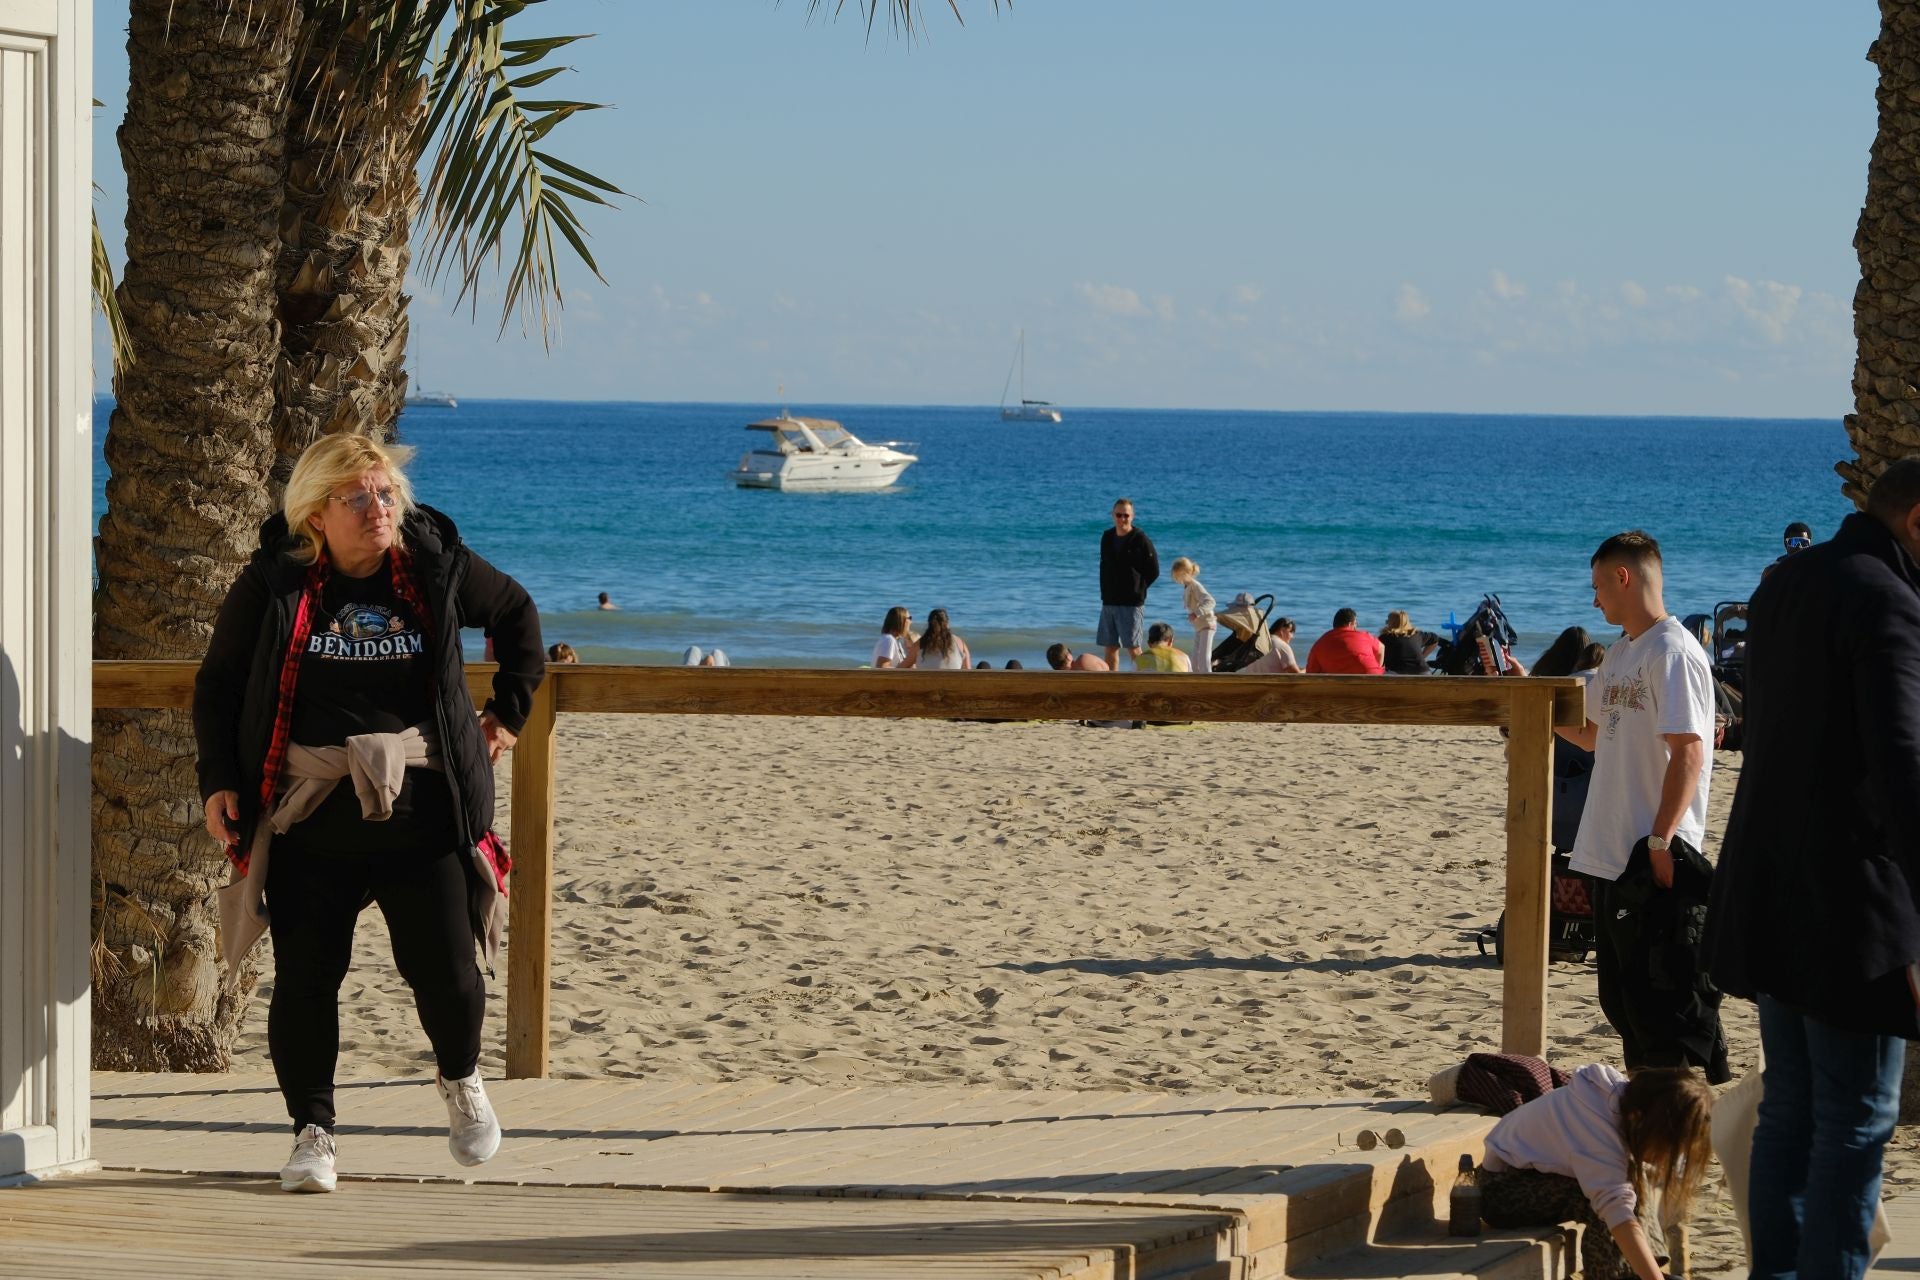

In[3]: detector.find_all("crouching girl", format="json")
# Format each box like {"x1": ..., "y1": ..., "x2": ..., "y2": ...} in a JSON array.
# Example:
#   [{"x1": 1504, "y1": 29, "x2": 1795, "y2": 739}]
[{"x1": 1479, "y1": 1065, "x2": 1712, "y2": 1280}]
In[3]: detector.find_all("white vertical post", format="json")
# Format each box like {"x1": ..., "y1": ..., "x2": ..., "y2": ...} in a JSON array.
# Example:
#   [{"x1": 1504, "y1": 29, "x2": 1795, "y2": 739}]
[{"x1": 0, "y1": 0, "x2": 95, "y2": 1184}]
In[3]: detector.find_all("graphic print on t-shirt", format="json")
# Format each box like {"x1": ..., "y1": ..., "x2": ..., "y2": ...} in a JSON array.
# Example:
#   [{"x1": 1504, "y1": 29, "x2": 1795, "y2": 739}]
[
  {"x1": 1599, "y1": 672, "x2": 1649, "y2": 738},
  {"x1": 310, "y1": 600, "x2": 425, "y2": 661}
]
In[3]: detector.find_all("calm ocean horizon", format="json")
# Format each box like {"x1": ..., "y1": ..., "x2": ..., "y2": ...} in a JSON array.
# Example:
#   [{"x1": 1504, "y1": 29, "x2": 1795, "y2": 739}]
[{"x1": 94, "y1": 398, "x2": 1852, "y2": 668}]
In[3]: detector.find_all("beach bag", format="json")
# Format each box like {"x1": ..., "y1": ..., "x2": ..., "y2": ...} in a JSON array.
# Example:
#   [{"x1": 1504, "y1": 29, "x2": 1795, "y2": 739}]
[{"x1": 1457, "y1": 1052, "x2": 1569, "y2": 1114}]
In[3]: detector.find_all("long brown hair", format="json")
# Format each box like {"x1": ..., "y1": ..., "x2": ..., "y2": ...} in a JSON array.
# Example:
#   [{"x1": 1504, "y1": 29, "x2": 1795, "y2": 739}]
[
  {"x1": 1619, "y1": 1067, "x2": 1714, "y2": 1220},
  {"x1": 881, "y1": 606, "x2": 910, "y2": 637},
  {"x1": 920, "y1": 608, "x2": 956, "y2": 659}
]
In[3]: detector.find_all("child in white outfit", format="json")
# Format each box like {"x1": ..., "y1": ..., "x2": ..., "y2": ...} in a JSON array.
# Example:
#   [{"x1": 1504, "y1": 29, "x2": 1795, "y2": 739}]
[{"x1": 1169, "y1": 558, "x2": 1216, "y2": 673}]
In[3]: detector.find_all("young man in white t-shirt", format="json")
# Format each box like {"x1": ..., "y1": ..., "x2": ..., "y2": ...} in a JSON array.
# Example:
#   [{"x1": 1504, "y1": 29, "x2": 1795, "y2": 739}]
[{"x1": 1561, "y1": 530, "x2": 1727, "y2": 1081}]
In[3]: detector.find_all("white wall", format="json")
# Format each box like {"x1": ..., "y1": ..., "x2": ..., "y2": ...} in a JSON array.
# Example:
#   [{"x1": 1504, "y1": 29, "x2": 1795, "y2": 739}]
[{"x1": 0, "y1": 0, "x2": 94, "y2": 1182}]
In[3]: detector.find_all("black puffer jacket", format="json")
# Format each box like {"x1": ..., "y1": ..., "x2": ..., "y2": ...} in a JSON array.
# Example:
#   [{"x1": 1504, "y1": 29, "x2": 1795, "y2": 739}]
[{"x1": 193, "y1": 505, "x2": 545, "y2": 856}]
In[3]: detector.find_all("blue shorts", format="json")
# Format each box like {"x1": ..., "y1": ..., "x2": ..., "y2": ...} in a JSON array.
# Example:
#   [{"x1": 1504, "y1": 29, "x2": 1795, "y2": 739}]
[{"x1": 1097, "y1": 604, "x2": 1146, "y2": 649}]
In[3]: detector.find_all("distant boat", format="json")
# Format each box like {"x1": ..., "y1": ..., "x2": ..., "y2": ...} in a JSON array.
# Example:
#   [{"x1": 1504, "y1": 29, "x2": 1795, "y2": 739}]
[
  {"x1": 729, "y1": 413, "x2": 917, "y2": 491},
  {"x1": 404, "y1": 354, "x2": 457, "y2": 408},
  {"x1": 999, "y1": 330, "x2": 1061, "y2": 423}
]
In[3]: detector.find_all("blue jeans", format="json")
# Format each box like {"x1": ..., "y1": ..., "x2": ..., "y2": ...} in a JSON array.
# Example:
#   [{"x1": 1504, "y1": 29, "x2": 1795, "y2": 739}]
[{"x1": 1749, "y1": 993, "x2": 1904, "y2": 1280}]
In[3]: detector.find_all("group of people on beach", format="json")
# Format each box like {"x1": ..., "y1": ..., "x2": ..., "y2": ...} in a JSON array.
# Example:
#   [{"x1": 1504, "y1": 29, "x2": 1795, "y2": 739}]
[
  {"x1": 1446, "y1": 493, "x2": 1920, "y2": 1279},
  {"x1": 187, "y1": 432, "x2": 1920, "y2": 1280}
]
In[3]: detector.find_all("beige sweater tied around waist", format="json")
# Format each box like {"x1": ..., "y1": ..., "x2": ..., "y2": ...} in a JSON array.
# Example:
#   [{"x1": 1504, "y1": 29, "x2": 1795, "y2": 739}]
[{"x1": 217, "y1": 724, "x2": 441, "y2": 988}]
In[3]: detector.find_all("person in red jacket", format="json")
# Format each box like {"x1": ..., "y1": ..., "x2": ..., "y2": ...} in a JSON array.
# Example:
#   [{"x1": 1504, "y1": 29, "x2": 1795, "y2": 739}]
[{"x1": 1306, "y1": 608, "x2": 1386, "y2": 674}]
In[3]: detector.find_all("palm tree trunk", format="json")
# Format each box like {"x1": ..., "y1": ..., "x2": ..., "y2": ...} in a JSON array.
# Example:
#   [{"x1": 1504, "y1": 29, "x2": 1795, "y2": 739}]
[
  {"x1": 92, "y1": 0, "x2": 299, "y2": 1070},
  {"x1": 1843, "y1": 1, "x2": 1920, "y2": 507},
  {"x1": 272, "y1": 10, "x2": 421, "y2": 485}
]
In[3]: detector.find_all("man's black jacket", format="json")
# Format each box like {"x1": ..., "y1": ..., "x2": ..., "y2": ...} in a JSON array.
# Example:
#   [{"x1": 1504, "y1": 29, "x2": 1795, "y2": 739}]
[
  {"x1": 1099, "y1": 527, "x2": 1159, "y2": 606},
  {"x1": 1704, "y1": 512, "x2": 1920, "y2": 1035},
  {"x1": 193, "y1": 505, "x2": 545, "y2": 857}
]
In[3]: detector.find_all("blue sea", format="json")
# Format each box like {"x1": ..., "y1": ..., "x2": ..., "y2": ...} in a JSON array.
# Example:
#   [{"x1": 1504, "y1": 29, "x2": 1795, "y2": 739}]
[{"x1": 93, "y1": 399, "x2": 1852, "y2": 668}]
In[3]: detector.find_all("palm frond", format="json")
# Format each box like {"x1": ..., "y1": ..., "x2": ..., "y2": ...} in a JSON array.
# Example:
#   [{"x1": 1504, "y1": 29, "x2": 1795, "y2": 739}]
[
  {"x1": 92, "y1": 204, "x2": 134, "y2": 371},
  {"x1": 301, "y1": 0, "x2": 627, "y2": 340},
  {"x1": 801, "y1": 1, "x2": 999, "y2": 40}
]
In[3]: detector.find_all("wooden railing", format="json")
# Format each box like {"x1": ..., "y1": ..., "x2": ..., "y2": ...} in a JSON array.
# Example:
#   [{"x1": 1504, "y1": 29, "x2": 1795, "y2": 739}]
[{"x1": 95, "y1": 661, "x2": 1584, "y2": 1078}]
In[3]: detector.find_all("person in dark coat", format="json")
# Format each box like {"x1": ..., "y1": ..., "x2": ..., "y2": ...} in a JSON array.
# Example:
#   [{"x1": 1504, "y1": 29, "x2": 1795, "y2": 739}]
[
  {"x1": 1097, "y1": 497, "x2": 1159, "y2": 670},
  {"x1": 194, "y1": 433, "x2": 544, "y2": 1195},
  {"x1": 1704, "y1": 459, "x2": 1920, "y2": 1279}
]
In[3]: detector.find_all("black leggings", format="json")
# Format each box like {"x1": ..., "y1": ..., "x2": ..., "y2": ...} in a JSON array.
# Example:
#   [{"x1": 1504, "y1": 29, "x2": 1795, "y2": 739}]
[{"x1": 266, "y1": 843, "x2": 483, "y2": 1131}]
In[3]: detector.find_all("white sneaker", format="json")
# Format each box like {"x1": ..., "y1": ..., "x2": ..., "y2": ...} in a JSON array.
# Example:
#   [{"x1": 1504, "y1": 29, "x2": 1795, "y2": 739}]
[
  {"x1": 280, "y1": 1124, "x2": 337, "y2": 1193},
  {"x1": 436, "y1": 1071, "x2": 501, "y2": 1167}
]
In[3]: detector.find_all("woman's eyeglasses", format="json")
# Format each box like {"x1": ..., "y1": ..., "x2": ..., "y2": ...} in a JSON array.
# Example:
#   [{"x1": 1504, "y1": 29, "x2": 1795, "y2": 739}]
[{"x1": 331, "y1": 488, "x2": 398, "y2": 515}]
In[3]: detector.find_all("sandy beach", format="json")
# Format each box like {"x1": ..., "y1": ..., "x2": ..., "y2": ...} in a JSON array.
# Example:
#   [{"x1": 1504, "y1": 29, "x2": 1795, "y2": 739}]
[{"x1": 229, "y1": 713, "x2": 1902, "y2": 1269}]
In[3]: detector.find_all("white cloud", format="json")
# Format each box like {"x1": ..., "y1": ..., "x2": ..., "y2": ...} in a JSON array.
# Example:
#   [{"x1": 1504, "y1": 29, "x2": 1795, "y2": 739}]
[
  {"x1": 1076, "y1": 282, "x2": 1151, "y2": 318},
  {"x1": 1621, "y1": 280, "x2": 1648, "y2": 307},
  {"x1": 1490, "y1": 269, "x2": 1527, "y2": 301},
  {"x1": 1395, "y1": 283, "x2": 1431, "y2": 321},
  {"x1": 1232, "y1": 284, "x2": 1263, "y2": 306},
  {"x1": 1665, "y1": 284, "x2": 1701, "y2": 302},
  {"x1": 1153, "y1": 294, "x2": 1176, "y2": 323},
  {"x1": 1723, "y1": 274, "x2": 1802, "y2": 344}
]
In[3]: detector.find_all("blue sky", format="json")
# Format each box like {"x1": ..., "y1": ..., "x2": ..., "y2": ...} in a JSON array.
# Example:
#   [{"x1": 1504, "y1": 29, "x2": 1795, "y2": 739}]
[{"x1": 92, "y1": 1, "x2": 1879, "y2": 416}]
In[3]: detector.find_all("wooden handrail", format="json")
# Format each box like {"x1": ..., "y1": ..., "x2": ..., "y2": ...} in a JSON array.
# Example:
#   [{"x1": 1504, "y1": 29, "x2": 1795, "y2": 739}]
[{"x1": 95, "y1": 660, "x2": 1582, "y2": 1076}]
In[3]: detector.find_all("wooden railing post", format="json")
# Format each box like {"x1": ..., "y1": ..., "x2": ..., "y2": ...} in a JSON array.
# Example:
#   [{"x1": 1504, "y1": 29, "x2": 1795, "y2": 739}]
[
  {"x1": 505, "y1": 675, "x2": 558, "y2": 1079},
  {"x1": 1501, "y1": 685, "x2": 1557, "y2": 1056}
]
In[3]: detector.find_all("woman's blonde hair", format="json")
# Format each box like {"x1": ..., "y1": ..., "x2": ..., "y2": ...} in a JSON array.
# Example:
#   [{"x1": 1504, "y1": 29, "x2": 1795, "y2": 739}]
[
  {"x1": 1171, "y1": 556, "x2": 1200, "y2": 580},
  {"x1": 283, "y1": 433, "x2": 417, "y2": 565},
  {"x1": 1382, "y1": 609, "x2": 1416, "y2": 636},
  {"x1": 1620, "y1": 1067, "x2": 1715, "y2": 1222}
]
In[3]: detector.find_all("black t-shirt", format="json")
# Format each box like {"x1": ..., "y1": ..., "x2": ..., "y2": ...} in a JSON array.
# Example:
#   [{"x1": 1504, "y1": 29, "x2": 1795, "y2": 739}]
[
  {"x1": 1380, "y1": 631, "x2": 1438, "y2": 675},
  {"x1": 279, "y1": 561, "x2": 456, "y2": 854}
]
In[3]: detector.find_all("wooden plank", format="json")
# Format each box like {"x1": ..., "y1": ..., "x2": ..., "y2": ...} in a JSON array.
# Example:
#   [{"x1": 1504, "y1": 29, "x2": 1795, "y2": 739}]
[
  {"x1": 1500, "y1": 685, "x2": 1557, "y2": 1056},
  {"x1": 505, "y1": 676, "x2": 558, "y2": 1079},
  {"x1": 96, "y1": 660, "x2": 1585, "y2": 729},
  {"x1": 549, "y1": 665, "x2": 1585, "y2": 728}
]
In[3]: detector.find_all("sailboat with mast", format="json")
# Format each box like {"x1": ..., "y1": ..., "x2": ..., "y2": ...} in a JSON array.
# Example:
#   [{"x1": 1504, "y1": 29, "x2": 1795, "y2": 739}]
[{"x1": 998, "y1": 329, "x2": 1062, "y2": 423}]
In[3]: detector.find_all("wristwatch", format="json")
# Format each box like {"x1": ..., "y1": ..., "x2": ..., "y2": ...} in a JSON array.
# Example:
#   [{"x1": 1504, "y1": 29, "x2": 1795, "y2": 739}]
[{"x1": 1647, "y1": 834, "x2": 1670, "y2": 852}]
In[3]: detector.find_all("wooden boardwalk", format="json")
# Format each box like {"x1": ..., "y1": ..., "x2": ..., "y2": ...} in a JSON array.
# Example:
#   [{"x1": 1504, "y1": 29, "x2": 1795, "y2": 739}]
[{"x1": 0, "y1": 1071, "x2": 1538, "y2": 1278}]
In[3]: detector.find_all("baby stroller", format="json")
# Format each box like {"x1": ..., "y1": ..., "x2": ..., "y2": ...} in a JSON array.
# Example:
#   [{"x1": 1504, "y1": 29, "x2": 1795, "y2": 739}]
[
  {"x1": 1478, "y1": 854, "x2": 1596, "y2": 965},
  {"x1": 1210, "y1": 593, "x2": 1276, "y2": 672},
  {"x1": 1435, "y1": 593, "x2": 1520, "y2": 675},
  {"x1": 1479, "y1": 707, "x2": 1598, "y2": 965}
]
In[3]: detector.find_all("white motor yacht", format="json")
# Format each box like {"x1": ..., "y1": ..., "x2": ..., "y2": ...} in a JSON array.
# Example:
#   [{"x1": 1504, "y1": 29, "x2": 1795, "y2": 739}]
[{"x1": 729, "y1": 415, "x2": 917, "y2": 491}]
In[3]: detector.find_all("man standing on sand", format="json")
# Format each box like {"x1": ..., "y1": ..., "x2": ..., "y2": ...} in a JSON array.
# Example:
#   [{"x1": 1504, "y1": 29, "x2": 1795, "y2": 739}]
[
  {"x1": 1705, "y1": 461, "x2": 1920, "y2": 1279},
  {"x1": 1561, "y1": 530, "x2": 1728, "y2": 1083},
  {"x1": 1098, "y1": 499, "x2": 1158, "y2": 669}
]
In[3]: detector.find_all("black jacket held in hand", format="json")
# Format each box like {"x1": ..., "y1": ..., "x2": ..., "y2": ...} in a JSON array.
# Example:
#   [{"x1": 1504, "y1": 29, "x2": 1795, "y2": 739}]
[
  {"x1": 193, "y1": 505, "x2": 545, "y2": 855},
  {"x1": 1705, "y1": 512, "x2": 1920, "y2": 1036},
  {"x1": 1099, "y1": 527, "x2": 1159, "y2": 606}
]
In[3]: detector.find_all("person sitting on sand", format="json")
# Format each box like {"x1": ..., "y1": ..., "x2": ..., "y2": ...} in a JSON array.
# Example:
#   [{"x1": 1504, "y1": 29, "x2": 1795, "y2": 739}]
[
  {"x1": 1169, "y1": 557, "x2": 1217, "y2": 673},
  {"x1": 1306, "y1": 608, "x2": 1386, "y2": 674},
  {"x1": 872, "y1": 606, "x2": 916, "y2": 669},
  {"x1": 915, "y1": 608, "x2": 971, "y2": 670},
  {"x1": 1136, "y1": 621, "x2": 1193, "y2": 672},
  {"x1": 547, "y1": 642, "x2": 578, "y2": 664},
  {"x1": 1378, "y1": 610, "x2": 1440, "y2": 675},
  {"x1": 1045, "y1": 643, "x2": 1110, "y2": 671},
  {"x1": 1479, "y1": 1065, "x2": 1712, "y2": 1280},
  {"x1": 1237, "y1": 617, "x2": 1304, "y2": 675},
  {"x1": 681, "y1": 645, "x2": 729, "y2": 667},
  {"x1": 597, "y1": 591, "x2": 617, "y2": 611}
]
